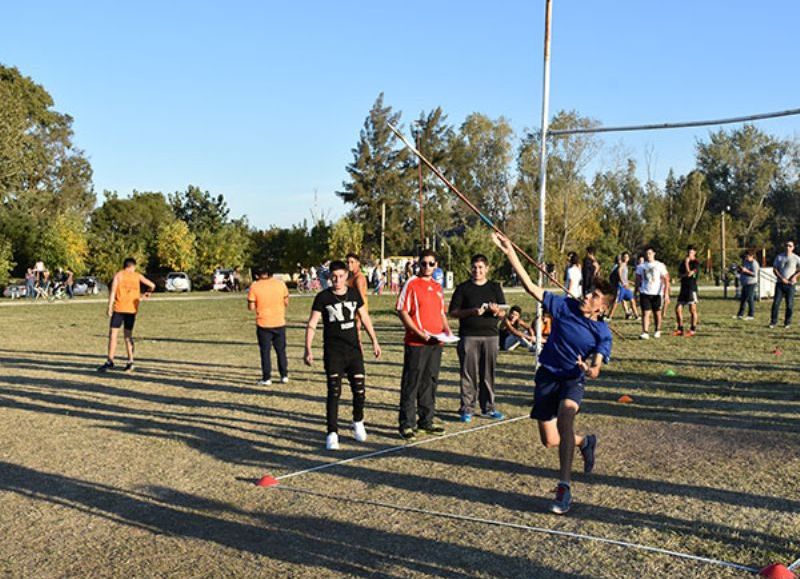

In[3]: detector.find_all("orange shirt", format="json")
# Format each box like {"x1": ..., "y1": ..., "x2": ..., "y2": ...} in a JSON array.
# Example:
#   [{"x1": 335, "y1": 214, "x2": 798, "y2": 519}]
[
  {"x1": 397, "y1": 276, "x2": 445, "y2": 346},
  {"x1": 347, "y1": 270, "x2": 368, "y2": 307},
  {"x1": 248, "y1": 277, "x2": 289, "y2": 328},
  {"x1": 113, "y1": 270, "x2": 141, "y2": 314}
]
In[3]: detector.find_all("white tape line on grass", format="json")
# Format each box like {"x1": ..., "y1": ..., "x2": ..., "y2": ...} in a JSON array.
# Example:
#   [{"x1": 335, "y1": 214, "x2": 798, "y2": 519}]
[
  {"x1": 275, "y1": 414, "x2": 528, "y2": 482},
  {"x1": 788, "y1": 555, "x2": 800, "y2": 571},
  {"x1": 275, "y1": 485, "x2": 760, "y2": 574}
]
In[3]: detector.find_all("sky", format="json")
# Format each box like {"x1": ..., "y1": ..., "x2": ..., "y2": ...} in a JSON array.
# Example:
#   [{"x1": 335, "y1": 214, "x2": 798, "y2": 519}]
[{"x1": 2, "y1": 1, "x2": 799, "y2": 230}]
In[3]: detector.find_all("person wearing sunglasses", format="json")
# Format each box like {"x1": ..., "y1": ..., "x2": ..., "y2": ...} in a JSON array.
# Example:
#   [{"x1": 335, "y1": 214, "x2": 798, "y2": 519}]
[
  {"x1": 492, "y1": 232, "x2": 612, "y2": 515},
  {"x1": 396, "y1": 249, "x2": 454, "y2": 441}
]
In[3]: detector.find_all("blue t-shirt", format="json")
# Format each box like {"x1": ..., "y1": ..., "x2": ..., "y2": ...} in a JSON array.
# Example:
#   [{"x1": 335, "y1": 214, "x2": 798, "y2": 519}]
[
  {"x1": 432, "y1": 267, "x2": 444, "y2": 286},
  {"x1": 538, "y1": 292, "x2": 612, "y2": 378}
]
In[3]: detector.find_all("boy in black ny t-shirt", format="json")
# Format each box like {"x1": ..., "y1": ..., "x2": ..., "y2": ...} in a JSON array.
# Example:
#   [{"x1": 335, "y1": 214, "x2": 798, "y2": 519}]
[
  {"x1": 305, "y1": 260, "x2": 382, "y2": 450},
  {"x1": 674, "y1": 245, "x2": 700, "y2": 336}
]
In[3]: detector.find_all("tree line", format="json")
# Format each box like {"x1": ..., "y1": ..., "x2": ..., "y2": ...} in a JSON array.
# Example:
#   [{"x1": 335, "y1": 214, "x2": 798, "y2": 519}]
[{"x1": 3, "y1": 66, "x2": 799, "y2": 287}]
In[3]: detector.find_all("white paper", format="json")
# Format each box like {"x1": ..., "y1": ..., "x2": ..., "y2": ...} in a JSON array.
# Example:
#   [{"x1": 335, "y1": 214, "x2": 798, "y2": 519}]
[{"x1": 430, "y1": 333, "x2": 460, "y2": 344}]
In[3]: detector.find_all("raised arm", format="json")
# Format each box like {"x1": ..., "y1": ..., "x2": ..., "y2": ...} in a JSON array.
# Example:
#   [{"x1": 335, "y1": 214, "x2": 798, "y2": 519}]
[{"x1": 491, "y1": 232, "x2": 545, "y2": 303}]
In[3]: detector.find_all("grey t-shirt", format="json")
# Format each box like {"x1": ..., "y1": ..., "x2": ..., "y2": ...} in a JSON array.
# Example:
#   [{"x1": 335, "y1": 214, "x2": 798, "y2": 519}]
[
  {"x1": 619, "y1": 263, "x2": 629, "y2": 286},
  {"x1": 739, "y1": 259, "x2": 759, "y2": 286},
  {"x1": 772, "y1": 252, "x2": 800, "y2": 283}
]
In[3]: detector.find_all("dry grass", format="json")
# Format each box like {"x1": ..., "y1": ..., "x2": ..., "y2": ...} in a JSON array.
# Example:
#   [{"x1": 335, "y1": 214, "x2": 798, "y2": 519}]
[{"x1": 0, "y1": 290, "x2": 797, "y2": 578}]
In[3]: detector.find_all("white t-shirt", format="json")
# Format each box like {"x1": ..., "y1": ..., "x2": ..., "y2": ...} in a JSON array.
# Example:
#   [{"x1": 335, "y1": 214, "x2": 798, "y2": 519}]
[
  {"x1": 565, "y1": 265, "x2": 582, "y2": 298},
  {"x1": 636, "y1": 260, "x2": 668, "y2": 295}
]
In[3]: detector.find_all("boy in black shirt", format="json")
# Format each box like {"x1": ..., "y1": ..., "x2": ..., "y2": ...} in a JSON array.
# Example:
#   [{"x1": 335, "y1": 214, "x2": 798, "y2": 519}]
[
  {"x1": 305, "y1": 260, "x2": 382, "y2": 450},
  {"x1": 449, "y1": 254, "x2": 506, "y2": 422},
  {"x1": 674, "y1": 245, "x2": 700, "y2": 336}
]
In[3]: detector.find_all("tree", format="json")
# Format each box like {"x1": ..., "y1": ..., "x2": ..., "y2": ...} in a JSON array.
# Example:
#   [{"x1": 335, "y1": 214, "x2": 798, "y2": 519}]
[
  {"x1": 169, "y1": 185, "x2": 229, "y2": 233},
  {"x1": 0, "y1": 237, "x2": 15, "y2": 286},
  {"x1": 157, "y1": 220, "x2": 196, "y2": 272},
  {"x1": 447, "y1": 227, "x2": 500, "y2": 282},
  {"x1": 328, "y1": 217, "x2": 364, "y2": 259},
  {"x1": 338, "y1": 93, "x2": 413, "y2": 254},
  {"x1": 38, "y1": 212, "x2": 89, "y2": 274},
  {"x1": 193, "y1": 220, "x2": 251, "y2": 276}
]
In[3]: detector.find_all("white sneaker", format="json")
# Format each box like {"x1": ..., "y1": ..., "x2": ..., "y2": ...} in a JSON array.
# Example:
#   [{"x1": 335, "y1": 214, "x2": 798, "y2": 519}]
[
  {"x1": 280, "y1": 376, "x2": 289, "y2": 384},
  {"x1": 653, "y1": 331, "x2": 661, "y2": 338},
  {"x1": 257, "y1": 379, "x2": 272, "y2": 386},
  {"x1": 744, "y1": 316, "x2": 754, "y2": 321},
  {"x1": 353, "y1": 421, "x2": 367, "y2": 442},
  {"x1": 326, "y1": 432, "x2": 339, "y2": 450},
  {"x1": 639, "y1": 333, "x2": 650, "y2": 340}
]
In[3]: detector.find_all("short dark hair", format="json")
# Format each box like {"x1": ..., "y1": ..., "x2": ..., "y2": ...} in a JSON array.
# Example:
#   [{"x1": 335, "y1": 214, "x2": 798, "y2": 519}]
[
  {"x1": 419, "y1": 249, "x2": 437, "y2": 262},
  {"x1": 329, "y1": 260, "x2": 347, "y2": 273},
  {"x1": 123, "y1": 257, "x2": 136, "y2": 268},
  {"x1": 567, "y1": 251, "x2": 579, "y2": 266},
  {"x1": 687, "y1": 245, "x2": 696, "y2": 252},
  {"x1": 509, "y1": 305, "x2": 522, "y2": 316},
  {"x1": 586, "y1": 246, "x2": 596, "y2": 255},
  {"x1": 744, "y1": 249, "x2": 755, "y2": 257},
  {"x1": 471, "y1": 254, "x2": 488, "y2": 266},
  {"x1": 256, "y1": 267, "x2": 272, "y2": 278},
  {"x1": 593, "y1": 278, "x2": 615, "y2": 300},
  {"x1": 345, "y1": 253, "x2": 359, "y2": 262},
  {"x1": 644, "y1": 246, "x2": 655, "y2": 253}
]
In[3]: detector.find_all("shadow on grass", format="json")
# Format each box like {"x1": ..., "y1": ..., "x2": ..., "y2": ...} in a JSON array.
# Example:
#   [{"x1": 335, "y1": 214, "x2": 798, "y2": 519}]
[{"x1": 0, "y1": 462, "x2": 588, "y2": 578}]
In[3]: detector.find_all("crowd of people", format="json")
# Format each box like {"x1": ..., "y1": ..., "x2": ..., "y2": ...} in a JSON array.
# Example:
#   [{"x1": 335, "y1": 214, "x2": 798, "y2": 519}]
[
  {"x1": 90, "y1": 237, "x2": 800, "y2": 516},
  {"x1": 21, "y1": 261, "x2": 74, "y2": 300}
]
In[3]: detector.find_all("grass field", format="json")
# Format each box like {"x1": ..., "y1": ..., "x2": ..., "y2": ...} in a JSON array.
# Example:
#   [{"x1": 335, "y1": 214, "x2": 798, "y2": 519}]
[{"x1": 0, "y1": 290, "x2": 798, "y2": 578}]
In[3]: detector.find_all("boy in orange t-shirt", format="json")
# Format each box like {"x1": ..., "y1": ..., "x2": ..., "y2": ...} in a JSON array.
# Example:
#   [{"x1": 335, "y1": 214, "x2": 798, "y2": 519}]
[
  {"x1": 98, "y1": 257, "x2": 156, "y2": 373},
  {"x1": 248, "y1": 267, "x2": 290, "y2": 386}
]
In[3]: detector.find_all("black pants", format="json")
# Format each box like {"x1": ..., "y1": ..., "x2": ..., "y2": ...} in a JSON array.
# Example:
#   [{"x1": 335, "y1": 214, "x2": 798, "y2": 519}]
[
  {"x1": 399, "y1": 344, "x2": 442, "y2": 431},
  {"x1": 324, "y1": 348, "x2": 366, "y2": 433},
  {"x1": 771, "y1": 283, "x2": 795, "y2": 326},
  {"x1": 256, "y1": 326, "x2": 288, "y2": 380},
  {"x1": 737, "y1": 284, "x2": 756, "y2": 317}
]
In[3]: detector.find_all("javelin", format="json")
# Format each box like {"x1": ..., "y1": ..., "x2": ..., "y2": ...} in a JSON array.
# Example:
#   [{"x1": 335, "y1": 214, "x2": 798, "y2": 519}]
[{"x1": 388, "y1": 122, "x2": 625, "y2": 340}]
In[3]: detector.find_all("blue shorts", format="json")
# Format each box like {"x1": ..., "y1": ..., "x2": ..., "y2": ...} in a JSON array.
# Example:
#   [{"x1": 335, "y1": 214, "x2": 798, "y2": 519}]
[
  {"x1": 616, "y1": 285, "x2": 634, "y2": 303},
  {"x1": 531, "y1": 366, "x2": 585, "y2": 422}
]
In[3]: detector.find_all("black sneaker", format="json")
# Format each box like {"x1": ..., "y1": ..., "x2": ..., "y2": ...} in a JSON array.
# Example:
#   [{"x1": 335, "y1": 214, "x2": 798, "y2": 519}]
[
  {"x1": 418, "y1": 423, "x2": 446, "y2": 436},
  {"x1": 399, "y1": 428, "x2": 416, "y2": 442},
  {"x1": 97, "y1": 360, "x2": 114, "y2": 373},
  {"x1": 124, "y1": 362, "x2": 135, "y2": 373},
  {"x1": 580, "y1": 434, "x2": 597, "y2": 474}
]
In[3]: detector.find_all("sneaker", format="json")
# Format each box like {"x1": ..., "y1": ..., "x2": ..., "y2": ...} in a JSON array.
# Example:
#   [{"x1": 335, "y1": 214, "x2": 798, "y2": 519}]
[
  {"x1": 768, "y1": 324, "x2": 776, "y2": 329},
  {"x1": 459, "y1": 413, "x2": 473, "y2": 423},
  {"x1": 352, "y1": 421, "x2": 367, "y2": 442},
  {"x1": 639, "y1": 333, "x2": 650, "y2": 340},
  {"x1": 280, "y1": 376, "x2": 289, "y2": 384},
  {"x1": 653, "y1": 331, "x2": 662, "y2": 338},
  {"x1": 97, "y1": 360, "x2": 114, "y2": 373},
  {"x1": 734, "y1": 315, "x2": 743, "y2": 320},
  {"x1": 549, "y1": 483, "x2": 572, "y2": 515},
  {"x1": 399, "y1": 428, "x2": 416, "y2": 442},
  {"x1": 686, "y1": 329, "x2": 696, "y2": 337},
  {"x1": 481, "y1": 410, "x2": 505, "y2": 420},
  {"x1": 124, "y1": 361, "x2": 135, "y2": 373},
  {"x1": 325, "y1": 432, "x2": 340, "y2": 450},
  {"x1": 580, "y1": 434, "x2": 597, "y2": 474},
  {"x1": 672, "y1": 329, "x2": 683, "y2": 336},
  {"x1": 744, "y1": 316, "x2": 755, "y2": 321},
  {"x1": 784, "y1": 325, "x2": 791, "y2": 330},
  {"x1": 257, "y1": 379, "x2": 272, "y2": 386},
  {"x1": 418, "y1": 423, "x2": 446, "y2": 436}
]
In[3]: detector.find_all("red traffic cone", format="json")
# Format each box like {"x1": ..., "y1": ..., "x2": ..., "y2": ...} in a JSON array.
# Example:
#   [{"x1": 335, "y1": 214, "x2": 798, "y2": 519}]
[
  {"x1": 256, "y1": 474, "x2": 279, "y2": 487},
  {"x1": 759, "y1": 563, "x2": 796, "y2": 579},
  {"x1": 617, "y1": 395, "x2": 634, "y2": 404}
]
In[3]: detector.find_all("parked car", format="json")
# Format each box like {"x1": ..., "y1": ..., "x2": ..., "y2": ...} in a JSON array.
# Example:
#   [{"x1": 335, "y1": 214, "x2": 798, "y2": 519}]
[
  {"x1": 73, "y1": 276, "x2": 107, "y2": 296},
  {"x1": 2, "y1": 284, "x2": 28, "y2": 298},
  {"x1": 165, "y1": 272, "x2": 192, "y2": 292}
]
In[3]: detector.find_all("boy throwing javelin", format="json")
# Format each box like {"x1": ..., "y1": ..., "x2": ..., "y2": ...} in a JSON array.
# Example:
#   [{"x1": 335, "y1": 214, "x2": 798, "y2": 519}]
[{"x1": 492, "y1": 232, "x2": 612, "y2": 515}]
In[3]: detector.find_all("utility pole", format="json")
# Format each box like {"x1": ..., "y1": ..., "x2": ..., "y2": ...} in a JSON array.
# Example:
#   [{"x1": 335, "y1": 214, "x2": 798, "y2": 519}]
[
  {"x1": 380, "y1": 201, "x2": 386, "y2": 265},
  {"x1": 721, "y1": 206, "x2": 729, "y2": 297}
]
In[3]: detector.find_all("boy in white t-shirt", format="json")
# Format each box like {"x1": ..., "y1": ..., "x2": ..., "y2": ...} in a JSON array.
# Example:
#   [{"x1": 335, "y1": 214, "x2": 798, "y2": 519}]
[{"x1": 635, "y1": 247, "x2": 670, "y2": 339}]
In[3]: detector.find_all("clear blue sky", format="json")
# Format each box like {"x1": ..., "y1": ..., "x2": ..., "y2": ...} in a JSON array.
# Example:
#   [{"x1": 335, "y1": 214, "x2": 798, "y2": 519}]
[{"x1": 2, "y1": 1, "x2": 799, "y2": 229}]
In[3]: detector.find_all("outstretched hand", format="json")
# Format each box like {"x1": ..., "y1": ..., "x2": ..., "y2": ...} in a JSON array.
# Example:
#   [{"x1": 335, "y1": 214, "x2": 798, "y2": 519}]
[{"x1": 491, "y1": 232, "x2": 513, "y2": 255}]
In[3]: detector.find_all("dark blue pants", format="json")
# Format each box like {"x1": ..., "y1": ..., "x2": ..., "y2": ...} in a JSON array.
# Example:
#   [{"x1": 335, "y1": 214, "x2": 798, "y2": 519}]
[
  {"x1": 256, "y1": 326, "x2": 288, "y2": 380},
  {"x1": 770, "y1": 283, "x2": 795, "y2": 326},
  {"x1": 737, "y1": 284, "x2": 756, "y2": 317}
]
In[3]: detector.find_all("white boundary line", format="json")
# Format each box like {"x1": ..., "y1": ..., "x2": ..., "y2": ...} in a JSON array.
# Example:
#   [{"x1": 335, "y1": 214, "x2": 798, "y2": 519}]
[
  {"x1": 274, "y1": 414, "x2": 528, "y2": 482},
  {"x1": 274, "y1": 485, "x2": 760, "y2": 575},
  {"x1": 788, "y1": 555, "x2": 800, "y2": 571}
]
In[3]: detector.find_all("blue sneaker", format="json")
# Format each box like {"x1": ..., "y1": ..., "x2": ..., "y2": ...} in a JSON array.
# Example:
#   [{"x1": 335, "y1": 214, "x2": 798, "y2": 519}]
[
  {"x1": 481, "y1": 410, "x2": 505, "y2": 420},
  {"x1": 549, "y1": 483, "x2": 572, "y2": 515},
  {"x1": 580, "y1": 434, "x2": 597, "y2": 474},
  {"x1": 460, "y1": 413, "x2": 473, "y2": 423}
]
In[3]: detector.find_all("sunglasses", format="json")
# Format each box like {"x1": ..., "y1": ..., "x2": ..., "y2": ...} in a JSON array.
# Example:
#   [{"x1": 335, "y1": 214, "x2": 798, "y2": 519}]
[{"x1": 420, "y1": 261, "x2": 436, "y2": 267}]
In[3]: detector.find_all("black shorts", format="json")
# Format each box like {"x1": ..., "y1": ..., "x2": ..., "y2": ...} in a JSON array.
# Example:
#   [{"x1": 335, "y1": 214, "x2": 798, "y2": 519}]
[
  {"x1": 639, "y1": 293, "x2": 662, "y2": 311},
  {"x1": 324, "y1": 347, "x2": 365, "y2": 378},
  {"x1": 531, "y1": 366, "x2": 585, "y2": 422},
  {"x1": 110, "y1": 312, "x2": 136, "y2": 331},
  {"x1": 678, "y1": 288, "x2": 698, "y2": 305}
]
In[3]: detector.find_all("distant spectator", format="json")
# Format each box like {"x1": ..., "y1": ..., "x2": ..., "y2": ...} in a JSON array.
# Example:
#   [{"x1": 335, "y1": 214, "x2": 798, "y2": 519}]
[
  {"x1": 769, "y1": 240, "x2": 800, "y2": 329},
  {"x1": 735, "y1": 250, "x2": 759, "y2": 320}
]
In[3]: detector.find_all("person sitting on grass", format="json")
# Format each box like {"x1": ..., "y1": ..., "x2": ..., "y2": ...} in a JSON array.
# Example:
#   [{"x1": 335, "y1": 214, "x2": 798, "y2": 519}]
[
  {"x1": 98, "y1": 257, "x2": 155, "y2": 373},
  {"x1": 499, "y1": 306, "x2": 535, "y2": 351},
  {"x1": 492, "y1": 231, "x2": 612, "y2": 516},
  {"x1": 304, "y1": 260, "x2": 381, "y2": 450}
]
